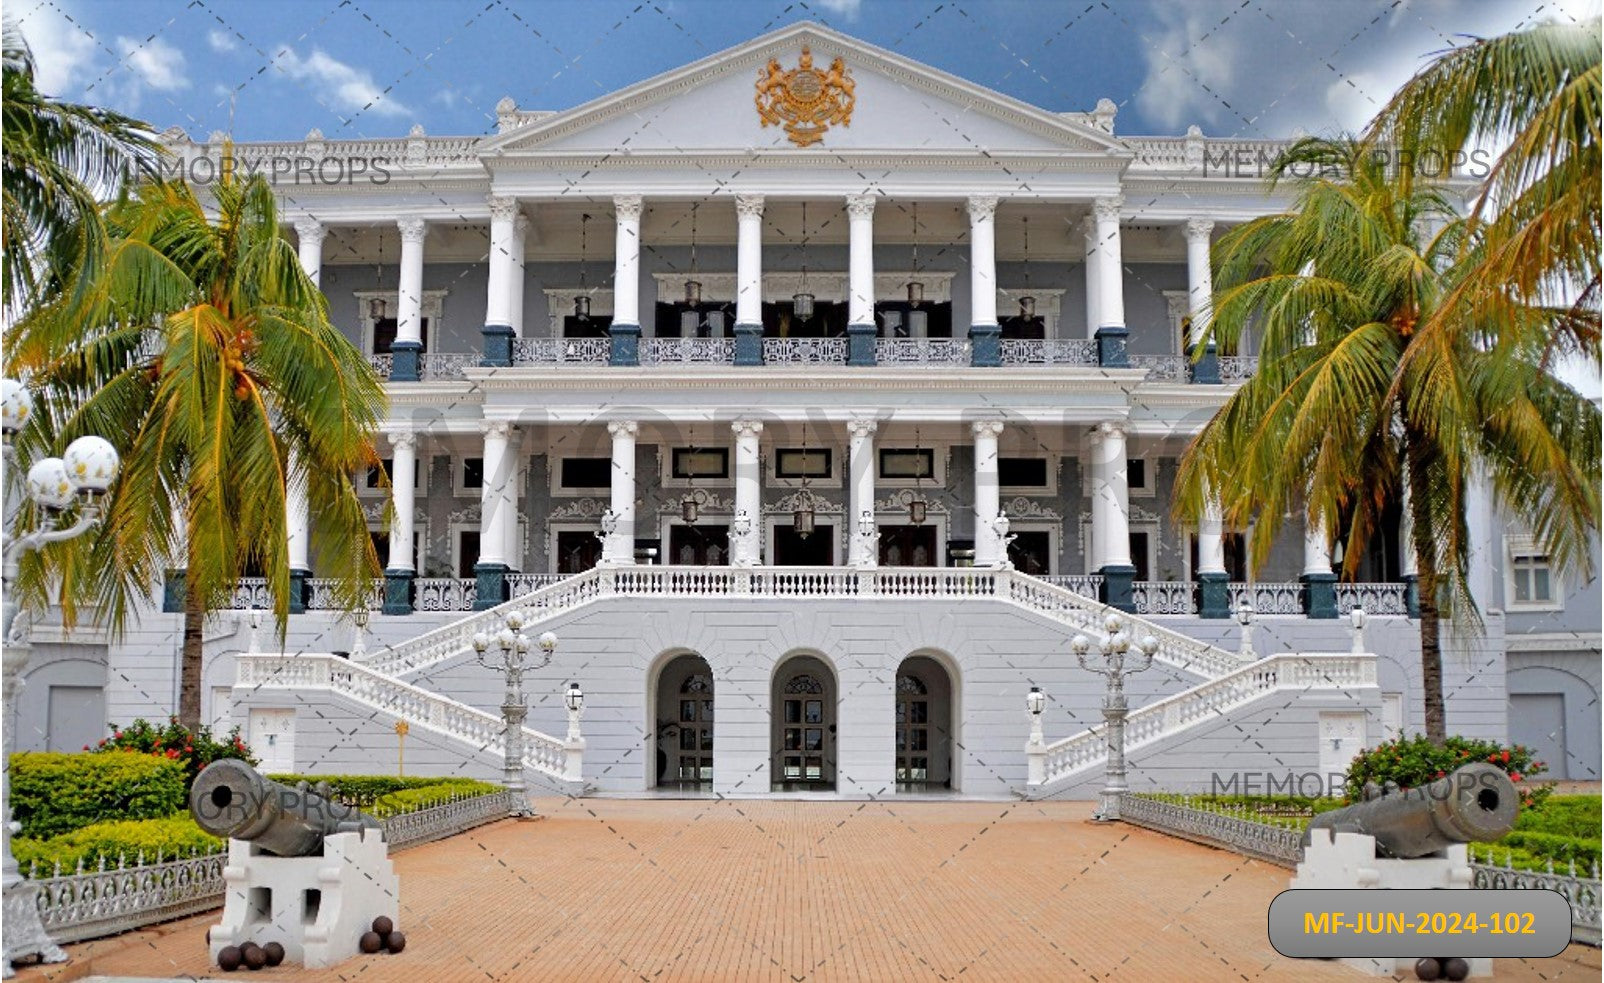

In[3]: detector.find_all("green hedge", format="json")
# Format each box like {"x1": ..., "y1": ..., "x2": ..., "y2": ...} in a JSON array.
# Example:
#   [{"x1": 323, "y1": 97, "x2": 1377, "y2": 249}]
[
  {"x1": 12, "y1": 816, "x2": 223, "y2": 875},
  {"x1": 9, "y1": 752, "x2": 188, "y2": 839},
  {"x1": 266, "y1": 773, "x2": 498, "y2": 809},
  {"x1": 1514, "y1": 795, "x2": 1601, "y2": 839},
  {"x1": 367, "y1": 782, "x2": 501, "y2": 819}
]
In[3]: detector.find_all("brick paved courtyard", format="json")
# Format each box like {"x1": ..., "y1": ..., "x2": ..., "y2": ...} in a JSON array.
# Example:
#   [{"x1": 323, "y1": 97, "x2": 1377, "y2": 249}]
[{"x1": 18, "y1": 799, "x2": 1601, "y2": 982}]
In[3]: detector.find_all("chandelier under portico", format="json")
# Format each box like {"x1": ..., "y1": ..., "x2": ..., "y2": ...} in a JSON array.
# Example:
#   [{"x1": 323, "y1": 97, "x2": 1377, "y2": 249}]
[
  {"x1": 794, "y1": 424, "x2": 817, "y2": 538},
  {"x1": 1018, "y1": 215, "x2": 1035, "y2": 319},
  {"x1": 369, "y1": 229, "x2": 388, "y2": 320},
  {"x1": 575, "y1": 212, "x2": 592, "y2": 320},
  {"x1": 906, "y1": 202, "x2": 925, "y2": 307},
  {"x1": 793, "y1": 202, "x2": 815, "y2": 322},
  {"x1": 685, "y1": 202, "x2": 702, "y2": 307}
]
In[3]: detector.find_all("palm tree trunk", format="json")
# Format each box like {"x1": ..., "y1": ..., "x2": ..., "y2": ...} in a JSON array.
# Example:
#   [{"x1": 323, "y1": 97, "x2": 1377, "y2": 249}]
[
  {"x1": 179, "y1": 574, "x2": 205, "y2": 731},
  {"x1": 1405, "y1": 433, "x2": 1447, "y2": 743}
]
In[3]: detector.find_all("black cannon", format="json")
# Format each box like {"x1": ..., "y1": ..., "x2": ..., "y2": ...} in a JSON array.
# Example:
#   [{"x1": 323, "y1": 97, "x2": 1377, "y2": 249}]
[
  {"x1": 190, "y1": 760, "x2": 380, "y2": 857},
  {"x1": 1307, "y1": 762, "x2": 1519, "y2": 859}
]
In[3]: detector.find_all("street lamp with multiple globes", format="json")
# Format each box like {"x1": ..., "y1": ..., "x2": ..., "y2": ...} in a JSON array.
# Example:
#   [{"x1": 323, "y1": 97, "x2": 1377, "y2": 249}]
[
  {"x1": 1072, "y1": 613, "x2": 1160, "y2": 822},
  {"x1": 2, "y1": 377, "x2": 121, "y2": 975},
  {"x1": 472, "y1": 613, "x2": 557, "y2": 817}
]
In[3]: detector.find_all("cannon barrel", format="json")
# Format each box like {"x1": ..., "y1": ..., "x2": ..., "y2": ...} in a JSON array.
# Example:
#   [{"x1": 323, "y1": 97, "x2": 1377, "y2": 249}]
[
  {"x1": 1307, "y1": 762, "x2": 1519, "y2": 859},
  {"x1": 190, "y1": 760, "x2": 379, "y2": 857}
]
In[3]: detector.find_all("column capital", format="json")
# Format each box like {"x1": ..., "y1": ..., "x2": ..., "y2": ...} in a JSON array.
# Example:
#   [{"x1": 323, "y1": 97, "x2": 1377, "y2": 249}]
[
  {"x1": 614, "y1": 195, "x2": 643, "y2": 222},
  {"x1": 845, "y1": 194, "x2": 877, "y2": 220},
  {"x1": 1092, "y1": 197, "x2": 1124, "y2": 223},
  {"x1": 389, "y1": 430, "x2": 417, "y2": 451},
  {"x1": 607, "y1": 420, "x2": 639, "y2": 439},
  {"x1": 397, "y1": 217, "x2": 427, "y2": 243},
  {"x1": 293, "y1": 218, "x2": 325, "y2": 246},
  {"x1": 514, "y1": 212, "x2": 531, "y2": 237},
  {"x1": 846, "y1": 417, "x2": 878, "y2": 439},
  {"x1": 731, "y1": 419, "x2": 764, "y2": 438},
  {"x1": 972, "y1": 420, "x2": 1005, "y2": 439},
  {"x1": 1185, "y1": 217, "x2": 1215, "y2": 242},
  {"x1": 1082, "y1": 214, "x2": 1098, "y2": 236},
  {"x1": 487, "y1": 195, "x2": 519, "y2": 222},
  {"x1": 735, "y1": 194, "x2": 765, "y2": 219},
  {"x1": 1095, "y1": 420, "x2": 1127, "y2": 439},
  {"x1": 481, "y1": 419, "x2": 513, "y2": 440},
  {"x1": 966, "y1": 194, "x2": 999, "y2": 222}
]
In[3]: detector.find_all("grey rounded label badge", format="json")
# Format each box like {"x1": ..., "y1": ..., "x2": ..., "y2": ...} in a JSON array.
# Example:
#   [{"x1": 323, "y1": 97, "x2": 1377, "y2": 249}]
[{"x1": 1268, "y1": 889, "x2": 1572, "y2": 958}]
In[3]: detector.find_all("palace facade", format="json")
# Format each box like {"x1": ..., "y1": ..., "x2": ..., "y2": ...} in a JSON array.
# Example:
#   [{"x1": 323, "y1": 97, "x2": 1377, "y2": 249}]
[{"x1": 15, "y1": 23, "x2": 1599, "y2": 797}]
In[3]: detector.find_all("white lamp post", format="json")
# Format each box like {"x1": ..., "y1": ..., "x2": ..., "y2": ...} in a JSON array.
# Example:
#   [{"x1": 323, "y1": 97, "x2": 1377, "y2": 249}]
[
  {"x1": 1073, "y1": 614, "x2": 1159, "y2": 822},
  {"x1": 2, "y1": 378, "x2": 120, "y2": 976},
  {"x1": 564, "y1": 682, "x2": 585, "y2": 742},
  {"x1": 1349, "y1": 604, "x2": 1367, "y2": 656},
  {"x1": 1024, "y1": 686, "x2": 1047, "y2": 785},
  {"x1": 1236, "y1": 599, "x2": 1256, "y2": 660},
  {"x1": 472, "y1": 614, "x2": 555, "y2": 818}
]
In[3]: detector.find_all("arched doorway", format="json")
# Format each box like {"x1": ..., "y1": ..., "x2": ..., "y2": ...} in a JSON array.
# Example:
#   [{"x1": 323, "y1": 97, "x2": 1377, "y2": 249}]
[
  {"x1": 772, "y1": 654, "x2": 837, "y2": 790},
  {"x1": 895, "y1": 655, "x2": 956, "y2": 791},
  {"x1": 653, "y1": 653, "x2": 714, "y2": 789}
]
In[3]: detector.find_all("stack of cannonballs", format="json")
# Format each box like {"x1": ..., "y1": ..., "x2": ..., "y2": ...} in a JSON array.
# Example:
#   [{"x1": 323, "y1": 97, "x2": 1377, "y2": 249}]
[
  {"x1": 1414, "y1": 957, "x2": 1471, "y2": 981},
  {"x1": 215, "y1": 941, "x2": 284, "y2": 971},
  {"x1": 360, "y1": 916, "x2": 407, "y2": 956}
]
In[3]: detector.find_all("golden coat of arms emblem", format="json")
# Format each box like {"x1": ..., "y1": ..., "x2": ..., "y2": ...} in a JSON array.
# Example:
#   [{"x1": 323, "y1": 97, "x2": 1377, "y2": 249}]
[{"x1": 755, "y1": 46, "x2": 855, "y2": 148}]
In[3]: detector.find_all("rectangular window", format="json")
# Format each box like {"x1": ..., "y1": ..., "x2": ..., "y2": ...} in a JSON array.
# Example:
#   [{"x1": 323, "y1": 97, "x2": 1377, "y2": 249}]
[
  {"x1": 560, "y1": 457, "x2": 612, "y2": 490},
  {"x1": 461, "y1": 458, "x2": 484, "y2": 490},
  {"x1": 1512, "y1": 552, "x2": 1554, "y2": 605},
  {"x1": 1127, "y1": 459, "x2": 1148, "y2": 491},
  {"x1": 998, "y1": 457, "x2": 1048, "y2": 489},
  {"x1": 776, "y1": 448, "x2": 832, "y2": 479},
  {"x1": 671, "y1": 448, "x2": 729, "y2": 480},
  {"x1": 879, "y1": 448, "x2": 934, "y2": 480}
]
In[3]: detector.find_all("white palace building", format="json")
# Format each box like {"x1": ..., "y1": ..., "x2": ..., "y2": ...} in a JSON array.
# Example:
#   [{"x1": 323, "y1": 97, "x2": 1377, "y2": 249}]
[{"x1": 15, "y1": 23, "x2": 1599, "y2": 798}]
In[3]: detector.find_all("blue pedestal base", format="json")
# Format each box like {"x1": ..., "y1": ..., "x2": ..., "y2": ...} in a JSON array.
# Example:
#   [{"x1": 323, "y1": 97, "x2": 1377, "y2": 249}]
[
  {"x1": 1100, "y1": 564, "x2": 1137, "y2": 613},
  {"x1": 389, "y1": 341, "x2": 422, "y2": 381},
  {"x1": 847, "y1": 323, "x2": 876, "y2": 365},
  {"x1": 734, "y1": 323, "x2": 764, "y2": 366},
  {"x1": 1302, "y1": 572, "x2": 1338, "y2": 619},
  {"x1": 383, "y1": 570, "x2": 415, "y2": 615},
  {"x1": 1198, "y1": 571, "x2": 1230, "y2": 618},
  {"x1": 1189, "y1": 343, "x2": 1220, "y2": 384},
  {"x1": 608, "y1": 323, "x2": 641, "y2": 366},
  {"x1": 1095, "y1": 326, "x2": 1129, "y2": 368},
  {"x1": 968, "y1": 324, "x2": 1001, "y2": 366},
  {"x1": 473, "y1": 562, "x2": 509, "y2": 610},
  {"x1": 162, "y1": 569, "x2": 185, "y2": 614},
  {"x1": 481, "y1": 324, "x2": 514, "y2": 367}
]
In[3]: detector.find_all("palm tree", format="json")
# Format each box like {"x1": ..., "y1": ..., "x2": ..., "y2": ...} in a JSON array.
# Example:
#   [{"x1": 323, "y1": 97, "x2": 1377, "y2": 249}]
[
  {"x1": 1363, "y1": 18, "x2": 1600, "y2": 355},
  {"x1": 2, "y1": 23, "x2": 157, "y2": 316},
  {"x1": 6, "y1": 165, "x2": 387, "y2": 729},
  {"x1": 1173, "y1": 137, "x2": 1600, "y2": 742}
]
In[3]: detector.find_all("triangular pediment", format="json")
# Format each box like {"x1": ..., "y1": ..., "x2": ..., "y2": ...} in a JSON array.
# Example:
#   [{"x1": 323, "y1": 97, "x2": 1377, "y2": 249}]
[{"x1": 483, "y1": 23, "x2": 1125, "y2": 157}]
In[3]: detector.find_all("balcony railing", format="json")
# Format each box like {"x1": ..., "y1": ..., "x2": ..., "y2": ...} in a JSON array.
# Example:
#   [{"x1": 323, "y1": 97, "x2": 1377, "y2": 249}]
[
  {"x1": 763, "y1": 337, "x2": 848, "y2": 364},
  {"x1": 421, "y1": 353, "x2": 480, "y2": 380},
  {"x1": 641, "y1": 337, "x2": 736, "y2": 364},
  {"x1": 875, "y1": 338, "x2": 972, "y2": 364},
  {"x1": 1228, "y1": 581, "x2": 1305, "y2": 615},
  {"x1": 1132, "y1": 580, "x2": 1199, "y2": 615},
  {"x1": 998, "y1": 339, "x2": 1099, "y2": 366},
  {"x1": 511, "y1": 337, "x2": 610, "y2": 365},
  {"x1": 1130, "y1": 354, "x2": 1190, "y2": 382},
  {"x1": 1219, "y1": 356, "x2": 1259, "y2": 383}
]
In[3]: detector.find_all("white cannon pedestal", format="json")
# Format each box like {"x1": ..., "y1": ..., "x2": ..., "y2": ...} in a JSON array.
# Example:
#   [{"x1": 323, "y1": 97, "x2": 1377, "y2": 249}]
[
  {"x1": 209, "y1": 829, "x2": 399, "y2": 970},
  {"x1": 1291, "y1": 829, "x2": 1492, "y2": 977}
]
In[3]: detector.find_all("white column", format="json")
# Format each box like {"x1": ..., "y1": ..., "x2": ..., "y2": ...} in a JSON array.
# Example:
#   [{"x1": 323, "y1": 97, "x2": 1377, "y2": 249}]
[
  {"x1": 735, "y1": 195, "x2": 764, "y2": 327},
  {"x1": 847, "y1": 418, "x2": 878, "y2": 567},
  {"x1": 967, "y1": 195, "x2": 999, "y2": 328},
  {"x1": 1092, "y1": 197, "x2": 1125, "y2": 330},
  {"x1": 732, "y1": 420, "x2": 763, "y2": 565},
  {"x1": 478, "y1": 421, "x2": 514, "y2": 569},
  {"x1": 973, "y1": 421, "x2": 1005, "y2": 566},
  {"x1": 604, "y1": 421, "x2": 638, "y2": 565},
  {"x1": 510, "y1": 213, "x2": 529, "y2": 336},
  {"x1": 1092, "y1": 422, "x2": 1132, "y2": 569},
  {"x1": 1399, "y1": 472, "x2": 1419, "y2": 578},
  {"x1": 396, "y1": 218, "x2": 427, "y2": 346},
  {"x1": 846, "y1": 195, "x2": 876, "y2": 328},
  {"x1": 387, "y1": 431, "x2": 417, "y2": 573},
  {"x1": 501, "y1": 429, "x2": 523, "y2": 571},
  {"x1": 294, "y1": 219, "x2": 325, "y2": 288},
  {"x1": 613, "y1": 195, "x2": 643, "y2": 328},
  {"x1": 1082, "y1": 215, "x2": 1100, "y2": 340},
  {"x1": 485, "y1": 196, "x2": 518, "y2": 330},
  {"x1": 1197, "y1": 489, "x2": 1226, "y2": 576},
  {"x1": 1184, "y1": 218, "x2": 1214, "y2": 350},
  {"x1": 1303, "y1": 511, "x2": 1331, "y2": 576}
]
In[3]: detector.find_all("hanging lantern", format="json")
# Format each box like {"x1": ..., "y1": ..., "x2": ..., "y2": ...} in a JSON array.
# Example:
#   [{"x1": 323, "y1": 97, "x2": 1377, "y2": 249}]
[
  {"x1": 368, "y1": 296, "x2": 388, "y2": 320},
  {"x1": 793, "y1": 201, "x2": 814, "y2": 322},
  {"x1": 574, "y1": 212, "x2": 591, "y2": 320},
  {"x1": 906, "y1": 281, "x2": 925, "y2": 307},
  {"x1": 908, "y1": 497, "x2": 928, "y2": 526},
  {"x1": 574, "y1": 295, "x2": 592, "y2": 320},
  {"x1": 684, "y1": 279, "x2": 703, "y2": 307},
  {"x1": 685, "y1": 202, "x2": 702, "y2": 308},
  {"x1": 907, "y1": 202, "x2": 925, "y2": 307},
  {"x1": 794, "y1": 501, "x2": 816, "y2": 539},
  {"x1": 1018, "y1": 295, "x2": 1036, "y2": 319},
  {"x1": 681, "y1": 492, "x2": 701, "y2": 525},
  {"x1": 792, "y1": 290, "x2": 815, "y2": 322}
]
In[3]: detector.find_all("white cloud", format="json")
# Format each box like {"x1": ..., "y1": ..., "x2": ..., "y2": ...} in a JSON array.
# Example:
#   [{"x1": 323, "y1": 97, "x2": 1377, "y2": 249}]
[
  {"x1": 8, "y1": 0, "x2": 99, "y2": 97},
  {"x1": 815, "y1": 0, "x2": 862, "y2": 19},
  {"x1": 116, "y1": 35, "x2": 189, "y2": 92},
  {"x1": 270, "y1": 46, "x2": 411, "y2": 118},
  {"x1": 207, "y1": 29, "x2": 238, "y2": 53}
]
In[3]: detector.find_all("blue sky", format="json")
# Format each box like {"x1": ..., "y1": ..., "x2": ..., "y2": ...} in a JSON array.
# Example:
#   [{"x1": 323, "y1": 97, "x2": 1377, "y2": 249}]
[{"x1": 8, "y1": 0, "x2": 1600, "y2": 142}]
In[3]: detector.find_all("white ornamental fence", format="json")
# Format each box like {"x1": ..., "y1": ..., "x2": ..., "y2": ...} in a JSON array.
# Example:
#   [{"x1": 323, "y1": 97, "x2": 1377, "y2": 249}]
[
  {"x1": 359, "y1": 566, "x2": 1248, "y2": 681},
  {"x1": 1027, "y1": 654, "x2": 1378, "y2": 790},
  {"x1": 1121, "y1": 795, "x2": 1600, "y2": 945},
  {"x1": 26, "y1": 789, "x2": 520, "y2": 945}
]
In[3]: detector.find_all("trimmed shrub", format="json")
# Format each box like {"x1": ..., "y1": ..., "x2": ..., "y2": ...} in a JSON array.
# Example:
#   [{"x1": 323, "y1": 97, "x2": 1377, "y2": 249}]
[
  {"x1": 1513, "y1": 795, "x2": 1601, "y2": 839},
  {"x1": 1342, "y1": 735, "x2": 1550, "y2": 809},
  {"x1": 9, "y1": 752, "x2": 188, "y2": 840},
  {"x1": 367, "y1": 782, "x2": 501, "y2": 819},
  {"x1": 13, "y1": 815, "x2": 223, "y2": 876},
  {"x1": 267, "y1": 774, "x2": 498, "y2": 809},
  {"x1": 93, "y1": 717, "x2": 254, "y2": 788}
]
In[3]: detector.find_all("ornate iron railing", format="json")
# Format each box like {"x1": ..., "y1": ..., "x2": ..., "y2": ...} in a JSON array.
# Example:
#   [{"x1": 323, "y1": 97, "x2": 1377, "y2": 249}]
[
  {"x1": 26, "y1": 790, "x2": 518, "y2": 944},
  {"x1": 421, "y1": 353, "x2": 480, "y2": 380},
  {"x1": 998, "y1": 339, "x2": 1099, "y2": 366},
  {"x1": 1471, "y1": 849, "x2": 1600, "y2": 945},
  {"x1": 1228, "y1": 582, "x2": 1305, "y2": 615},
  {"x1": 1218, "y1": 356, "x2": 1259, "y2": 382},
  {"x1": 1039, "y1": 574, "x2": 1103, "y2": 598},
  {"x1": 641, "y1": 337, "x2": 736, "y2": 364},
  {"x1": 1121, "y1": 794, "x2": 1304, "y2": 866},
  {"x1": 762, "y1": 338, "x2": 847, "y2": 364},
  {"x1": 414, "y1": 577, "x2": 477, "y2": 612},
  {"x1": 1130, "y1": 354, "x2": 1190, "y2": 382},
  {"x1": 1335, "y1": 583, "x2": 1410, "y2": 617},
  {"x1": 875, "y1": 339, "x2": 972, "y2": 364},
  {"x1": 511, "y1": 337, "x2": 610, "y2": 364},
  {"x1": 229, "y1": 579, "x2": 272, "y2": 610},
  {"x1": 306, "y1": 578, "x2": 384, "y2": 611},
  {"x1": 367, "y1": 353, "x2": 394, "y2": 377},
  {"x1": 1132, "y1": 580, "x2": 1198, "y2": 615}
]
